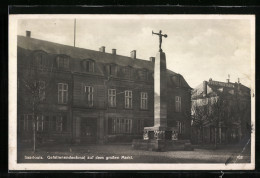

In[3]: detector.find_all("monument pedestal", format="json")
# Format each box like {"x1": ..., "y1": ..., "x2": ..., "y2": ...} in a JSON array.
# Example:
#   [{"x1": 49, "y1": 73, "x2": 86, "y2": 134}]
[
  {"x1": 131, "y1": 126, "x2": 184, "y2": 151},
  {"x1": 143, "y1": 126, "x2": 176, "y2": 140},
  {"x1": 132, "y1": 126, "x2": 193, "y2": 151},
  {"x1": 132, "y1": 50, "x2": 193, "y2": 151}
]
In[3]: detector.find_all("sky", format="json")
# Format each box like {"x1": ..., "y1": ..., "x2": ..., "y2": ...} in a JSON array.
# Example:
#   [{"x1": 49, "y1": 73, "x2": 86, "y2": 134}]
[{"x1": 17, "y1": 15, "x2": 254, "y2": 88}]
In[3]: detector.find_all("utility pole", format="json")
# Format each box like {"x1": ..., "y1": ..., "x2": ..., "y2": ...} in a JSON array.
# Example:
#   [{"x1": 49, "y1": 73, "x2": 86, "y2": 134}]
[{"x1": 74, "y1": 19, "x2": 76, "y2": 47}]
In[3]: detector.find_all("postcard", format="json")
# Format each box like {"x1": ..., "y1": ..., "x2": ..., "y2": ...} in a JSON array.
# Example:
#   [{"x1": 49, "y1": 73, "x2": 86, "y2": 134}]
[{"x1": 9, "y1": 14, "x2": 255, "y2": 170}]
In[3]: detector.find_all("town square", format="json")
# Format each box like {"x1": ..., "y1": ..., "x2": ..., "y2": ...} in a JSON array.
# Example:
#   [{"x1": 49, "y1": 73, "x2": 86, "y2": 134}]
[{"x1": 9, "y1": 15, "x2": 254, "y2": 170}]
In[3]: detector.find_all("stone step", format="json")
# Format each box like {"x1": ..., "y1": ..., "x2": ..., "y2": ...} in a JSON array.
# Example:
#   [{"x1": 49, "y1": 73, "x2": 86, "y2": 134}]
[{"x1": 132, "y1": 139, "x2": 194, "y2": 151}]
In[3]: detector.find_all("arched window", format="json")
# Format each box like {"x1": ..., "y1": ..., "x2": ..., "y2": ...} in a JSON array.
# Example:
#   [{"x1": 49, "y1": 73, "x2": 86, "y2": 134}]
[
  {"x1": 56, "y1": 55, "x2": 70, "y2": 69},
  {"x1": 82, "y1": 59, "x2": 95, "y2": 73}
]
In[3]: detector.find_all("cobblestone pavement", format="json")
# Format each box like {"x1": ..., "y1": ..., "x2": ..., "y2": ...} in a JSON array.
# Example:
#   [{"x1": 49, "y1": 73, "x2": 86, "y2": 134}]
[{"x1": 17, "y1": 143, "x2": 251, "y2": 163}]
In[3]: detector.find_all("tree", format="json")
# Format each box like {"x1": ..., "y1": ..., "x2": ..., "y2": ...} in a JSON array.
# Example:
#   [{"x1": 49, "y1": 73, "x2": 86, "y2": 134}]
[
  {"x1": 232, "y1": 90, "x2": 252, "y2": 142},
  {"x1": 18, "y1": 52, "x2": 54, "y2": 152},
  {"x1": 210, "y1": 92, "x2": 251, "y2": 147},
  {"x1": 192, "y1": 84, "x2": 251, "y2": 148},
  {"x1": 210, "y1": 95, "x2": 225, "y2": 148},
  {"x1": 191, "y1": 97, "x2": 212, "y2": 144},
  {"x1": 192, "y1": 94, "x2": 232, "y2": 147}
]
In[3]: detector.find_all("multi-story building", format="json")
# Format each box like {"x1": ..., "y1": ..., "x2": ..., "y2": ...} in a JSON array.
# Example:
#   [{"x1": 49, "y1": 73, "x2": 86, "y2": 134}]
[
  {"x1": 17, "y1": 32, "x2": 192, "y2": 145},
  {"x1": 191, "y1": 78, "x2": 251, "y2": 145}
]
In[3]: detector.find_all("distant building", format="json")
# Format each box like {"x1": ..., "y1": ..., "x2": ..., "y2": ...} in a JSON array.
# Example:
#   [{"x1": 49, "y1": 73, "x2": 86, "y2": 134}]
[
  {"x1": 17, "y1": 32, "x2": 192, "y2": 145},
  {"x1": 191, "y1": 78, "x2": 251, "y2": 145}
]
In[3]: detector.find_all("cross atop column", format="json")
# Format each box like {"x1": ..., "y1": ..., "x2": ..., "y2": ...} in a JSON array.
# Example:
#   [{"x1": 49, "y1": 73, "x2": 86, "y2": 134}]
[{"x1": 152, "y1": 30, "x2": 168, "y2": 52}]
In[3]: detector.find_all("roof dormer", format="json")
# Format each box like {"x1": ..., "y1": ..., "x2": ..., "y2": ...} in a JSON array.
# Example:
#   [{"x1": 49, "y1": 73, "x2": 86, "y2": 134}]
[
  {"x1": 56, "y1": 54, "x2": 70, "y2": 70},
  {"x1": 81, "y1": 59, "x2": 95, "y2": 73}
]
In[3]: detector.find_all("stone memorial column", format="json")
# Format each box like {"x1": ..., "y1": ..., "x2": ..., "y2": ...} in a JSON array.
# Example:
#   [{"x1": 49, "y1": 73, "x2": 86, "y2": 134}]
[{"x1": 154, "y1": 51, "x2": 167, "y2": 128}]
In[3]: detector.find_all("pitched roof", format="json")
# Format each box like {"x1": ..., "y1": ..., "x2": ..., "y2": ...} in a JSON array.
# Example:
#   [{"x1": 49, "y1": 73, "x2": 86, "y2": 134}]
[
  {"x1": 192, "y1": 80, "x2": 250, "y2": 99},
  {"x1": 17, "y1": 35, "x2": 191, "y2": 89},
  {"x1": 18, "y1": 35, "x2": 153, "y2": 70}
]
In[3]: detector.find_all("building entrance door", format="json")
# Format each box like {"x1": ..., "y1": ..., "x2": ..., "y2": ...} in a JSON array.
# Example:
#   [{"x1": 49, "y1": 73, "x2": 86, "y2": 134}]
[{"x1": 80, "y1": 117, "x2": 97, "y2": 144}]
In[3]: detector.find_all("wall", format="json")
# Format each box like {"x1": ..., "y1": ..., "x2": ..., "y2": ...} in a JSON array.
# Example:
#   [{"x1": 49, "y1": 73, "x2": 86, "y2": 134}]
[{"x1": 17, "y1": 43, "x2": 192, "y2": 144}]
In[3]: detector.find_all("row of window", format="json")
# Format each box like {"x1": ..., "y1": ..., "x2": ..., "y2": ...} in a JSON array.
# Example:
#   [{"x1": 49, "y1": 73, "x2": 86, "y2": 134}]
[
  {"x1": 19, "y1": 114, "x2": 67, "y2": 132},
  {"x1": 19, "y1": 115, "x2": 185, "y2": 135},
  {"x1": 98, "y1": 63, "x2": 148, "y2": 80},
  {"x1": 108, "y1": 118, "x2": 184, "y2": 135},
  {"x1": 21, "y1": 80, "x2": 182, "y2": 112},
  {"x1": 108, "y1": 118, "x2": 144, "y2": 134},
  {"x1": 110, "y1": 89, "x2": 148, "y2": 109},
  {"x1": 20, "y1": 115, "x2": 146, "y2": 135},
  {"x1": 34, "y1": 53, "x2": 148, "y2": 80},
  {"x1": 88, "y1": 88, "x2": 148, "y2": 109},
  {"x1": 86, "y1": 87, "x2": 181, "y2": 111},
  {"x1": 36, "y1": 81, "x2": 150, "y2": 109},
  {"x1": 34, "y1": 53, "x2": 70, "y2": 70},
  {"x1": 111, "y1": 118, "x2": 133, "y2": 134},
  {"x1": 22, "y1": 81, "x2": 68, "y2": 104}
]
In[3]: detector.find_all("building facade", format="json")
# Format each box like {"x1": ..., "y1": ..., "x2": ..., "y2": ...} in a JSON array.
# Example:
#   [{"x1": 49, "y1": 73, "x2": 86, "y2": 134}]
[
  {"x1": 17, "y1": 33, "x2": 192, "y2": 145},
  {"x1": 191, "y1": 78, "x2": 251, "y2": 145}
]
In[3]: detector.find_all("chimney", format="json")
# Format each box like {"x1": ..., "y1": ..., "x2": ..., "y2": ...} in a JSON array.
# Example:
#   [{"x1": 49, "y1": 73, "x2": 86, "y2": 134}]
[
  {"x1": 149, "y1": 57, "x2": 155, "y2": 63},
  {"x1": 112, "y1": 49, "x2": 116, "y2": 55},
  {"x1": 26, "y1": 31, "x2": 31, "y2": 38},
  {"x1": 203, "y1": 81, "x2": 207, "y2": 97},
  {"x1": 237, "y1": 78, "x2": 241, "y2": 92},
  {"x1": 227, "y1": 74, "x2": 230, "y2": 83},
  {"x1": 130, "y1": 50, "x2": 136, "y2": 59},
  {"x1": 99, "y1": 46, "x2": 105, "y2": 53},
  {"x1": 238, "y1": 78, "x2": 240, "y2": 84}
]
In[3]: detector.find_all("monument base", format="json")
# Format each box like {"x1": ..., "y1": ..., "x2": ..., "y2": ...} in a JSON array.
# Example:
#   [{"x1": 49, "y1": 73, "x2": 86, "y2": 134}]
[
  {"x1": 143, "y1": 126, "x2": 178, "y2": 140},
  {"x1": 132, "y1": 126, "x2": 193, "y2": 151}
]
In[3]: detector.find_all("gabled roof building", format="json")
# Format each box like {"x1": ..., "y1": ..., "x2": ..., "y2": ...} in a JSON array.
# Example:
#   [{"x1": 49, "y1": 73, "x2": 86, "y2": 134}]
[
  {"x1": 191, "y1": 78, "x2": 251, "y2": 145},
  {"x1": 17, "y1": 32, "x2": 192, "y2": 145}
]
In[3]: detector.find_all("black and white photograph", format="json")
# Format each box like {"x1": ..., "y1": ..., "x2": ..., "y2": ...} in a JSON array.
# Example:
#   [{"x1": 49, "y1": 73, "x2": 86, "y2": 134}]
[{"x1": 9, "y1": 15, "x2": 255, "y2": 170}]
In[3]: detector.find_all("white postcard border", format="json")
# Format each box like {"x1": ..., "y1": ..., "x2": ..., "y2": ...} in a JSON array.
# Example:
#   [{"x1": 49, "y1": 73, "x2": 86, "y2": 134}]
[{"x1": 9, "y1": 14, "x2": 255, "y2": 171}]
